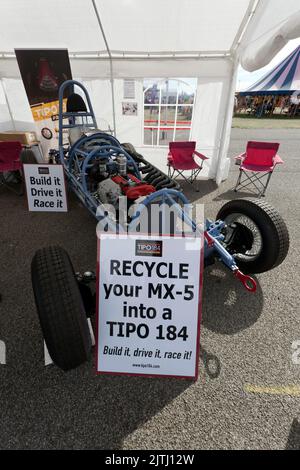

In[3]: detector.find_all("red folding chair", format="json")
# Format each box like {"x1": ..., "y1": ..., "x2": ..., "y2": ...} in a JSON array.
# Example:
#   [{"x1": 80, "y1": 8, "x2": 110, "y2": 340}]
[
  {"x1": 234, "y1": 141, "x2": 283, "y2": 197},
  {"x1": 0, "y1": 141, "x2": 23, "y2": 194},
  {"x1": 167, "y1": 141, "x2": 208, "y2": 191}
]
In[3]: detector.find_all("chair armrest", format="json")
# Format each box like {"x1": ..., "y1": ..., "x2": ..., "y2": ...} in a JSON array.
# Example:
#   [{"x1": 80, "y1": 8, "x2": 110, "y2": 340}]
[
  {"x1": 273, "y1": 154, "x2": 284, "y2": 165},
  {"x1": 234, "y1": 152, "x2": 246, "y2": 161},
  {"x1": 234, "y1": 152, "x2": 246, "y2": 165},
  {"x1": 167, "y1": 152, "x2": 173, "y2": 166},
  {"x1": 193, "y1": 150, "x2": 209, "y2": 160}
]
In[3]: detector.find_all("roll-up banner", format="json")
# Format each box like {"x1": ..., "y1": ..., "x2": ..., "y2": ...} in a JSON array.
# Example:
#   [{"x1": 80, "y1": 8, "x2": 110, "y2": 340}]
[{"x1": 15, "y1": 48, "x2": 72, "y2": 159}]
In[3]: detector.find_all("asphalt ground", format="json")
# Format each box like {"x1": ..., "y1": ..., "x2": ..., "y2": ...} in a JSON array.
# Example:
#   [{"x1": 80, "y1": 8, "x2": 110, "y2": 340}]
[{"x1": 0, "y1": 128, "x2": 299, "y2": 450}]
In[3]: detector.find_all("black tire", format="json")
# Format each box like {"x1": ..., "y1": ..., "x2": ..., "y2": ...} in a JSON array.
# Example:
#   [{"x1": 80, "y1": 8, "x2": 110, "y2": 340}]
[
  {"x1": 216, "y1": 198, "x2": 289, "y2": 274},
  {"x1": 31, "y1": 246, "x2": 92, "y2": 370}
]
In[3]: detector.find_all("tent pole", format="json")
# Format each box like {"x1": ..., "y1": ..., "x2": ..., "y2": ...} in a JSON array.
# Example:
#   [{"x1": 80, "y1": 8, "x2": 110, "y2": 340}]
[
  {"x1": 215, "y1": 57, "x2": 238, "y2": 185},
  {"x1": 91, "y1": 0, "x2": 117, "y2": 136},
  {"x1": 1, "y1": 78, "x2": 15, "y2": 130},
  {"x1": 230, "y1": 0, "x2": 259, "y2": 53}
]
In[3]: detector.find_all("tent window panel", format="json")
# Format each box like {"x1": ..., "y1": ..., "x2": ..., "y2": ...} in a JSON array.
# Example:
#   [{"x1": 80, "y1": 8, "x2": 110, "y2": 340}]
[
  {"x1": 178, "y1": 82, "x2": 195, "y2": 104},
  {"x1": 144, "y1": 106, "x2": 159, "y2": 126},
  {"x1": 159, "y1": 106, "x2": 176, "y2": 126},
  {"x1": 143, "y1": 78, "x2": 196, "y2": 147},
  {"x1": 144, "y1": 128, "x2": 158, "y2": 146},
  {"x1": 174, "y1": 129, "x2": 191, "y2": 141},
  {"x1": 161, "y1": 80, "x2": 179, "y2": 104},
  {"x1": 144, "y1": 83, "x2": 159, "y2": 104},
  {"x1": 159, "y1": 129, "x2": 174, "y2": 146},
  {"x1": 177, "y1": 106, "x2": 192, "y2": 126}
]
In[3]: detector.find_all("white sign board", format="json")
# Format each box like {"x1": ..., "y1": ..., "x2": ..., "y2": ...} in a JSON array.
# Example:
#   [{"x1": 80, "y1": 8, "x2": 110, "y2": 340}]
[
  {"x1": 96, "y1": 234, "x2": 203, "y2": 379},
  {"x1": 23, "y1": 164, "x2": 67, "y2": 212}
]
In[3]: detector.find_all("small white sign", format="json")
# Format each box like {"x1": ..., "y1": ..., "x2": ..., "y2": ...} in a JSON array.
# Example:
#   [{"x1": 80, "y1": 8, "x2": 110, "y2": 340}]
[
  {"x1": 123, "y1": 79, "x2": 135, "y2": 99},
  {"x1": 96, "y1": 234, "x2": 203, "y2": 379},
  {"x1": 23, "y1": 164, "x2": 67, "y2": 212}
]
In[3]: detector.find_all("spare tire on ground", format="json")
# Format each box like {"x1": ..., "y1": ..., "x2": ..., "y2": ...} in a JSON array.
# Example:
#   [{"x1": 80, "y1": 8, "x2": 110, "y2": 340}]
[{"x1": 217, "y1": 198, "x2": 289, "y2": 274}]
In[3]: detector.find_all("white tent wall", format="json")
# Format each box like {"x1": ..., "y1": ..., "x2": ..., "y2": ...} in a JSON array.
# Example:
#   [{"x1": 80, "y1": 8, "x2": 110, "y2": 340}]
[
  {"x1": 71, "y1": 58, "x2": 232, "y2": 80},
  {"x1": 191, "y1": 75, "x2": 233, "y2": 180},
  {"x1": 81, "y1": 69, "x2": 233, "y2": 180},
  {"x1": 0, "y1": 80, "x2": 14, "y2": 131},
  {"x1": 215, "y1": 61, "x2": 239, "y2": 185},
  {"x1": 76, "y1": 78, "x2": 143, "y2": 145},
  {"x1": 111, "y1": 79, "x2": 143, "y2": 144},
  {"x1": 1, "y1": 78, "x2": 34, "y2": 131},
  {"x1": 0, "y1": 59, "x2": 234, "y2": 180},
  {"x1": 80, "y1": 79, "x2": 115, "y2": 133},
  {"x1": 75, "y1": 56, "x2": 235, "y2": 180},
  {"x1": 133, "y1": 75, "x2": 233, "y2": 179}
]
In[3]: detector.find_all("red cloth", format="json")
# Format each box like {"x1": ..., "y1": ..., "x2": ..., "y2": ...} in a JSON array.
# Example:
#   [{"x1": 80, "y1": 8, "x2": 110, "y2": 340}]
[{"x1": 0, "y1": 141, "x2": 23, "y2": 173}]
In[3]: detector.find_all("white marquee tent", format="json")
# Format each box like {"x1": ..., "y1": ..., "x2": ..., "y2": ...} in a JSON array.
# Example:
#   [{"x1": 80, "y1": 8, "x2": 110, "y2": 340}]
[{"x1": 0, "y1": 0, "x2": 300, "y2": 183}]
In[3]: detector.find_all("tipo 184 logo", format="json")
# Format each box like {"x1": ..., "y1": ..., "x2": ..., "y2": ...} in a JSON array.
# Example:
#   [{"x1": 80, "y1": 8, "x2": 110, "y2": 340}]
[{"x1": 135, "y1": 240, "x2": 163, "y2": 257}]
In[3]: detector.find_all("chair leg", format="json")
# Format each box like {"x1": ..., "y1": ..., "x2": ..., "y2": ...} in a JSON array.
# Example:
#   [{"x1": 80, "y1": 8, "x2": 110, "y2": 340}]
[
  {"x1": 168, "y1": 166, "x2": 176, "y2": 180},
  {"x1": 234, "y1": 169, "x2": 274, "y2": 197},
  {"x1": 18, "y1": 169, "x2": 24, "y2": 196},
  {"x1": 191, "y1": 169, "x2": 201, "y2": 192},
  {"x1": 0, "y1": 171, "x2": 24, "y2": 195},
  {"x1": 187, "y1": 169, "x2": 200, "y2": 191},
  {"x1": 169, "y1": 167, "x2": 202, "y2": 192},
  {"x1": 234, "y1": 170, "x2": 242, "y2": 192},
  {"x1": 0, "y1": 173, "x2": 5, "y2": 188},
  {"x1": 260, "y1": 172, "x2": 272, "y2": 197},
  {"x1": 170, "y1": 168, "x2": 176, "y2": 179}
]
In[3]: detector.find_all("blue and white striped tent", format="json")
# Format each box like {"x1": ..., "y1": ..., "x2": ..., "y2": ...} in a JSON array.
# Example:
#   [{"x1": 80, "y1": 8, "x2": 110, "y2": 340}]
[{"x1": 240, "y1": 46, "x2": 300, "y2": 96}]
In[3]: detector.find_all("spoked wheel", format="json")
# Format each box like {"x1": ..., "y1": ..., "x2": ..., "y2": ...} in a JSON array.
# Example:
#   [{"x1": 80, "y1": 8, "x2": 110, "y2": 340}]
[{"x1": 217, "y1": 199, "x2": 289, "y2": 274}]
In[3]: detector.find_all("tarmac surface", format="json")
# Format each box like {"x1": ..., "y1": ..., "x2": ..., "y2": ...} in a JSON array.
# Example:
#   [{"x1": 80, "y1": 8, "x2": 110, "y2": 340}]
[{"x1": 0, "y1": 127, "x2": 299, "y2": 450}]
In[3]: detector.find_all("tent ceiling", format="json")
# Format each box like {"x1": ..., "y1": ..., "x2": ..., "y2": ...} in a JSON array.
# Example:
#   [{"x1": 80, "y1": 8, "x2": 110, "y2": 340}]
[
  {"x1": 0, "y1": 0, "x2": 106, "y2": 53},
  {"x1": 98, "y1": 0, "x2": 251, "y2": 53},
  {"x1": 0, "y1": 0, "x2": 252, "y2": 55},
  {"x1": 0, "y1": 0, "x2": 299, "y2": 77}
]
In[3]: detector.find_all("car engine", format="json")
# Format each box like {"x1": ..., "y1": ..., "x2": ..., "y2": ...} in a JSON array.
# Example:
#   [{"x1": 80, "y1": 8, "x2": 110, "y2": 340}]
[{"x1": 88, "y1": 154, "x2": 156, "y2": 209}]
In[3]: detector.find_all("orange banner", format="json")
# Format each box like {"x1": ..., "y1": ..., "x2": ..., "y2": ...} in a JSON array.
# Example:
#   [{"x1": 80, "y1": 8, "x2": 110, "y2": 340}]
[{"x1": 31, "y1": 99, "x2": 67, "y2": 122}]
